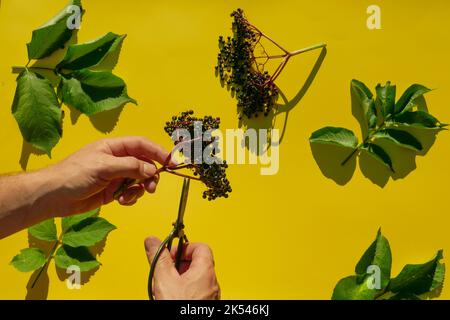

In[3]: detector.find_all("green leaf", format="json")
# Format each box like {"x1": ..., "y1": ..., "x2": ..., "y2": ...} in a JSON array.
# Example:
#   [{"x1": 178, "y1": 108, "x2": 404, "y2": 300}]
[
  {"x1": 57, "y1": 32, "x2": 126, "y2": 71},
  {"x1": 62, "y1": 217, "x2": 116, "y2": 247},
  {"x1": 375, "y1": 81, "x2": 396, "y2": 117},
  {"x1": 351, "y1": 79, "x2": 377, "y2": 130},
  {"x1": 388, "y1": 250, "x2": 445, "y2": 296},
  {"x1": 62, "y1": 208, "x2": 100, "y2": 233},
  {"x1": 54, "y1": 245, "x2": 100, "y2": 272},
  {"x1": 27, "y1": 0, "x2": 83, "y2": 60},
  {"x1": 59, "y1": 69, "x2": 137, "y2": 116},
  {"x1": 354, "y1": 229, "x2": 392, "y2": 289},
  {"x1": 373, "y1": 129, "x2": 422, "y2": 151},
  {"x1": 332, "y1": 275, "x2": 381, "y2": 300},
  {"x1": 361, "y1": 144, "x2": 394, "y2": 172},
  {"x1": 10, "y1": 248, "x2": 46, "y2": 272},
  {"x1": 28, "y1": 218, "x2": 57, "y2": 242},
  {"x1": 12, "y1": 70, "x2": 62, "y2": 156},
  {"x1": 309, "y1": 127, "x2": 358, "y2": 149},
  {"x1": 394, "y1": 111, "x2": 446, "y2": 129},
  {"x1": 394, "y1": 84, "x2": 431, "y2": 115}
]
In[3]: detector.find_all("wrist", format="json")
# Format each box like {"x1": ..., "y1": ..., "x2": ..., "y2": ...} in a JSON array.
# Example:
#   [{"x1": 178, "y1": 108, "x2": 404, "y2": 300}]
[{"x1": 27, "y1": 165, "x2": 64, "y2": 220}]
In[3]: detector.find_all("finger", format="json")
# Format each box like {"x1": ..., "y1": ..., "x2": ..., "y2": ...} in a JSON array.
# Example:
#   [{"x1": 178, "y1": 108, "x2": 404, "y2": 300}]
[
  {"x1": 105, "y1": 136, "x2": 170, "y2": 165},
  {"x1": 144, "y1": 236, "x2": 178, "y2": 280},
  {"x1": 144, "y1": 175, "x2": 159, "y2": 193},
  {"x1": 118, "y1": 184, "x2": 145, "y2": 205},
  {"x1": 171, "y1": 242, "x2": 215, "y2": 270},
  {"x1": 186, "y1": 243, "x2": 215, "y2": 274},
  {"x1": 143, "y1": 160, "x2": 160, "y2": 193},
  {"x1": 169, "y1": 243, "x2": 191, "y2": 275},
  {"x1": 99, "y1": 156, "x2": 157, "y2": 181},
  {"x1": 102, "y1": 179, "x2": 126, "y2": 204}
]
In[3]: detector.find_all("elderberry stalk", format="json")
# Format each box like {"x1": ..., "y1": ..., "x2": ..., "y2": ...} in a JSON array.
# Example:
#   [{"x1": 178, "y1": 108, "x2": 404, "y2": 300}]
[{"x1": 216, "y1": 8, "x2": 326, "y2": 119}]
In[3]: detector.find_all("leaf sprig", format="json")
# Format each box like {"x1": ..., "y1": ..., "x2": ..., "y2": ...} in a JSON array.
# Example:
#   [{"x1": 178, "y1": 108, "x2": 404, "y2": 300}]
[
  {"x1": 332, "y1": 229, "x2": 445, "y2": 300},
  {"x1": 10, "y1": 208, "x2": 115, "y2": 288},
  {"x1": 310, "y1": 80, "x2": 447, "y2": 174},
  {"x1": 216, "y1": 8, "x2": 326, "y2": 119},
  {"x1": 12, "y1": 0, "x2": 136, "y2": 157}
]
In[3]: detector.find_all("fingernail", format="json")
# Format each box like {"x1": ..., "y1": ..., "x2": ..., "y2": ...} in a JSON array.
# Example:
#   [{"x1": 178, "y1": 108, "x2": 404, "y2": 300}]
[
  {"x1": 149, "y1": 180, "x2": 157, "y2": 190},
  {"x1": 143, "y1": 163, "x2": 154, "y2": 177}
]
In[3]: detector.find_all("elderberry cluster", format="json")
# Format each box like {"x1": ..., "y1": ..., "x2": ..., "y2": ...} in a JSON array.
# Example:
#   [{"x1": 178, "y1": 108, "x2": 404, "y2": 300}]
[
  {"x1": 164, "y1": 110, "x2": 232, "y2": 200},
  {"x1": 216, "y1": 8, "x2": 279, "y2": 119}
]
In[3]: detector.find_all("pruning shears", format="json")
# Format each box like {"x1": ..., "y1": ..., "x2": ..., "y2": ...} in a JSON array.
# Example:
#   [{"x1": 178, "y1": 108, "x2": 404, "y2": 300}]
[{"x1": 148, "y1": 178, "x2": 190, "y2": 300}]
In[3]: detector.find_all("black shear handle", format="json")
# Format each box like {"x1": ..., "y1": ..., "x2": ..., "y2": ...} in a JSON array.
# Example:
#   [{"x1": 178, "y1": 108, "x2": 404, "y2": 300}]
[
  {"x1": 168, "y1": 232, "x2": 189, "y2": 271},
  {"x1": 147, "y1": 230, "x2": 189, "y2": 300}
]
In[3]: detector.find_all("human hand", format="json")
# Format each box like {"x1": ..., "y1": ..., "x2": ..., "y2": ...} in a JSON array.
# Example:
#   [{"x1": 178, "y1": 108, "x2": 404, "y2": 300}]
[
  {"x1": 46, "y1": 136, "x2": 169, "y2": 217},
  {"x1": 144, "y1": 236, "x2": 220, "y2": 300}
]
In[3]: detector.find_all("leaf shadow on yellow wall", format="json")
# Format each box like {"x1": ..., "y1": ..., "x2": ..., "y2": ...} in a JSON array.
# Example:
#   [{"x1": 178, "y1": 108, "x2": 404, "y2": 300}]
[
  {"x1": 68, "y1": 104, "x2": 125, "y2": 134},
  {"x1": 19, "y1": 140, "x2": 46, "y2": 170},
  {"x1": 55, "y1": 238, "x2": 105, "y2": 286},
  {"x1": 310, "y1": 127, "x2": 442, "y2": 188},
  {"x1": 310, "y1": 143, "x2": 357, "y2": 186},
  {"x1": 25, "y1": 234, "x2": 54, "y2": 300},
  {"x1": 26, "y1": 264, "x2": 49, "y2": 300},
  {"x1": 238, "y1": 47, "x2": 327, "y2": 155}
]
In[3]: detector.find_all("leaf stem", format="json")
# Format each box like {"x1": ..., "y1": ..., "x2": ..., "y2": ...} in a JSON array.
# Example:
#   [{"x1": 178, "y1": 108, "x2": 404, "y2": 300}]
[
  {"x1": 374, "y1": 288, "x2": 388, "y2": 300},
  {"x1": 12, "y1": 66, "x2": 56, "y2": 74},
  {"x1": 164, "y1": 169, "x2": 202, "y2": 181},
  {"x1": 341, "y1": 119, "x2": 391, "y2": 166},
  {"x1": 30, "y1": 238, "x2": 61, "y2": 288},
  {"x1": 246, "y1": 23, "x2": 289, "y2": 54},
  {"x1": 341, "y1": 143, "x2": 364, "y2": 166},
  {"x1": 289, "y1": 43, "x2": 327, "y2": 57}
]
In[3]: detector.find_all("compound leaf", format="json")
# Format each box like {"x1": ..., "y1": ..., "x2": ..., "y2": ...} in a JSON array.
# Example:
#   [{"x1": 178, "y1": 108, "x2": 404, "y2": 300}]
[
  {"x1": 388, "y1": 250, "x2": 445, "y2": 296},
  {"x1": 394, "y1": 111, "x2": 446, "y2": 130},
  {"x1": 373, "y1": 129, "x2": 422, "y2": 151},
  {"x1": 59, "y1": 69, "x2": 136, "y2": 116},
  {"x1": 309, "y1": 127, "x2": 358, "y2": 149},
  {"x1": 394, "y1": 84, "x2": 431, "y2": 115},
  {"x1": 375, "y1": 81, "x2": 396, "y2": 117},
  {"x1": 27, "y1": 0, "x2": 83, "y2": 60},
  {"x1": 12, "y1": 69, "x2": 62, "y2": 156},
  {"x1": 62, "y1": 217, "x2": 116, "y2": 247},
  {"x1": 61, "y1": 208, "x2": 100, "y2": 233},
  {"x1": 361, "y1": 144, "x2": 394, "y2": 172},
  {"x1": 57, "y1": 32, "x2": 126, "y2": 71},
  {"x1": 54, "y1": 245, "x2": 99, "y2": 272},
  {"x1": 332, "y1": 230, "x2": 393, "y2": 300},
  {"x1": 10, "y1": 248, "x2": 46, "y2": 272},
  {"x1": 29, "y1": 218, "x2": 57, "y2": 242}
]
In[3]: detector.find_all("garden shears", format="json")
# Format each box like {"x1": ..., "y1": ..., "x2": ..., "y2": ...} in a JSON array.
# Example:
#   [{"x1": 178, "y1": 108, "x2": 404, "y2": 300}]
[{"x1": 148, "y1": 178, "x2": 190, "y2": 300}]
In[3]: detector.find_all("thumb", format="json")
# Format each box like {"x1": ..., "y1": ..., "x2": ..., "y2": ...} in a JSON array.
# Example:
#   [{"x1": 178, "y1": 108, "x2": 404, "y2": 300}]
[
  {"x1": 100, "y1": 156, "x2": 157, "y2": 181},
  {"x1": 144, "y1": 236, "x2": 178, "y2": 279}
]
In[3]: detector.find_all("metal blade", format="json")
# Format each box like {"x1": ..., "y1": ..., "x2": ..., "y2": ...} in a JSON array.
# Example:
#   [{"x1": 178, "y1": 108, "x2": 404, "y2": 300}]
[{"x1": 176, "y1": 178, "x2": 190, "y2": 226}]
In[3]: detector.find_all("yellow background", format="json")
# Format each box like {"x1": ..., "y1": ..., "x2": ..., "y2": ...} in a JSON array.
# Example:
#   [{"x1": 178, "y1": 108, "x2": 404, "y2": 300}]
[{"x1": 1, "y1": 0, "x2": 450, "y2": 299}]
